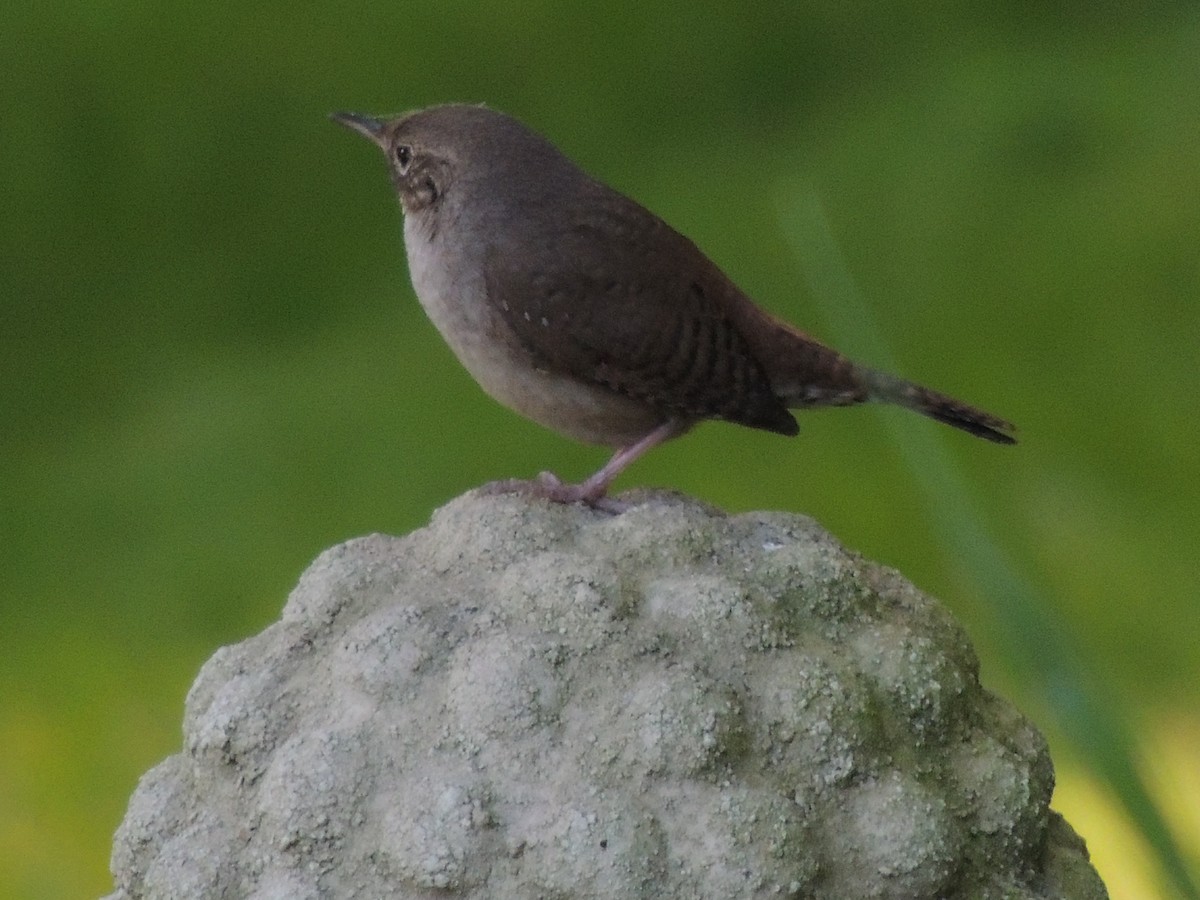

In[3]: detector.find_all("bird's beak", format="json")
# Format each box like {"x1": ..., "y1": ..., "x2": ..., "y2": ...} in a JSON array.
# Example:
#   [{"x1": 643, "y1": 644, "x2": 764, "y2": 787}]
[{"x1": 330, "y1": 111, "x2": 387, "y2": 149}]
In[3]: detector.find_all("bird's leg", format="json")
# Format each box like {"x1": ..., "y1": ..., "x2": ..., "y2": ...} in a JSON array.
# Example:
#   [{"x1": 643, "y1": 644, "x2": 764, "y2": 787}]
[{"x1": 486, "y1": 420, "x2": 688, "y2": 510}]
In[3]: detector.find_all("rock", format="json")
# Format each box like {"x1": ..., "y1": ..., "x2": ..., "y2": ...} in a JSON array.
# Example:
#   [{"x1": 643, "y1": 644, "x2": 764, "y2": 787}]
[{"x1": 105, "y1": 489, "x2": 1108, "y2": 899}]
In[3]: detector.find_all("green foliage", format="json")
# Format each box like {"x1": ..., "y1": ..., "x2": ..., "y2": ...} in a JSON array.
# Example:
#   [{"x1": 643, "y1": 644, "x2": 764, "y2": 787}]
[{"x1": 2, "y1": 2, "x2": 1197, "y2": 896}]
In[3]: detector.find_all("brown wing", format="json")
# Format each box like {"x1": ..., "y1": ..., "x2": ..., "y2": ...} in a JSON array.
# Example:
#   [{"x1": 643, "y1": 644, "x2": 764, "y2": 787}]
[{"x1": 483, "y1": 189, "x2": 798, "y2": 436}]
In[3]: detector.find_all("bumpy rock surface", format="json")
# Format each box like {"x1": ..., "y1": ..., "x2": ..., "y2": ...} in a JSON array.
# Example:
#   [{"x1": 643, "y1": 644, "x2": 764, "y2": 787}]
[{"x1": 107, "y1": 489, "x2": 1106, "y2": 899}]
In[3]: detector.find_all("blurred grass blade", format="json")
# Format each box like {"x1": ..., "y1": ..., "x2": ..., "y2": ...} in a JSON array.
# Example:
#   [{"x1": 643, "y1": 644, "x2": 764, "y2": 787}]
[{"x1": 777, "y1": 183, "x2": 1198, "y2": 900}]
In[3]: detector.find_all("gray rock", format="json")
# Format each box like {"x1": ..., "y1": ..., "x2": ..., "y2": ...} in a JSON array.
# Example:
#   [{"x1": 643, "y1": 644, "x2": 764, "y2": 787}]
[{"x1": 105, "y1": 489, "x2": 1108, "y2": 899}]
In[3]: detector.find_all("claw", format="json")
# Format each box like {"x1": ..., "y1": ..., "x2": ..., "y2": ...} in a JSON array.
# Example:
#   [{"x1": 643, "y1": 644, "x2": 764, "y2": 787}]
[{"x1": 480, "y1": 420, "x2": 688, "y2": 512}]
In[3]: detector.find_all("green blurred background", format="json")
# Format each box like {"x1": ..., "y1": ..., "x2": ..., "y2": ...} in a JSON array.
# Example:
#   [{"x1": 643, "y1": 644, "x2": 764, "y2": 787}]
[{"x1": 3, "y1": 1, "x2": 1198, "y2": 897}]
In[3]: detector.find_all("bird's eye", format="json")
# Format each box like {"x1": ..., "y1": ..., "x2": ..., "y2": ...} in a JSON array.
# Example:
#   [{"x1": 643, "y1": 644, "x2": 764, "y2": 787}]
[{"x1": 395, "y1": 144, "x2": 413, "y2": 169}]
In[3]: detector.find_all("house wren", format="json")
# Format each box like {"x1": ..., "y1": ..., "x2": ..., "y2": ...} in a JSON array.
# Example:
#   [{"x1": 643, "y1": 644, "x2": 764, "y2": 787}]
[{"x1": 332, "y1": 104, "x2": 1015, "y2": 506}]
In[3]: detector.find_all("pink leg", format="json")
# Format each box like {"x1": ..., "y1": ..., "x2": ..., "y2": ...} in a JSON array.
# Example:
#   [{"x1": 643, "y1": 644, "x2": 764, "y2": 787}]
[{"x1": 487, "y1": 420, "x2": 688, "y2": 510}]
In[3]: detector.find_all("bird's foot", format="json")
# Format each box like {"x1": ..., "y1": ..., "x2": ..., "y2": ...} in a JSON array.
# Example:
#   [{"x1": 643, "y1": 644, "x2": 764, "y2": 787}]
[
  {"x1": 481, "y1": 472, "x2": 629, "y2": 514},
  {"x1": 478, "y1": 422, "x2": 685, "y2": 514}
]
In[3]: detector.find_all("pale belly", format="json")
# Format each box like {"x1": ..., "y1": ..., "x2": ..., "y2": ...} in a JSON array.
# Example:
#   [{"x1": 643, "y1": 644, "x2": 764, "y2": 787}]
[{"x1": 404, "y1": 225, "x2": 663, "y2": 448}]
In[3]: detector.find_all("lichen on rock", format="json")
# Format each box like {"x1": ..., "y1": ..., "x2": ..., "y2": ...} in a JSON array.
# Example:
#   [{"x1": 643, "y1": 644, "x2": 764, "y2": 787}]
[{"x1": 106, "y1": 489, "x2": 1108, "y2": 899}]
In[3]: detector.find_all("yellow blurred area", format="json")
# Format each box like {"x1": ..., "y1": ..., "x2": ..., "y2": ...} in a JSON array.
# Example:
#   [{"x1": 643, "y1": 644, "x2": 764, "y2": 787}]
[
  {"x1": 1, "y1": 707, "x2": 103, "y2": 898},
  {"x1": 1054, "y1": 713, "x2": 1200, "y2": 900},
  {"x1": 1148, "y1": 717, "x2": 1200, "y2": 858}
]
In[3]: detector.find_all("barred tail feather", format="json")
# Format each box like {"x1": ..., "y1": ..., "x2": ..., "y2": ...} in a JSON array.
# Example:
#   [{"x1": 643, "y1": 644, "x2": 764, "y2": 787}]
[{"x1": 862, "y1": 369, "x2": 1017, "y2": 445}]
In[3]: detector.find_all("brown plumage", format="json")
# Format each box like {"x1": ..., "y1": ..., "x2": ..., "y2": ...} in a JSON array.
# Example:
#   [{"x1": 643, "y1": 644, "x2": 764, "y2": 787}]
[{"x1": 333, "y1": 104, "x2": 1015, "y2": 507}]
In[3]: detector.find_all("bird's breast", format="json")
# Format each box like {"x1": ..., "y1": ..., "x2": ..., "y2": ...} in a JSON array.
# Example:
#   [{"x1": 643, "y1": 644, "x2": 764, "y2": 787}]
[{"x1": 402, "y1": 217, "x2": 664, "y2": 448}]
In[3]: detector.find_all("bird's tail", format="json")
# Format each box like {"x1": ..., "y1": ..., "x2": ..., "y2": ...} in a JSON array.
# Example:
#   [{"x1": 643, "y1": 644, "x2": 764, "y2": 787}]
[
  {"x1": 733, "y1": 305, "x2": 1016, "y2": 444},
  {"x1": 861, "y1": 368, "x2": 1017, "y2": 445}
]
